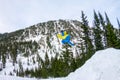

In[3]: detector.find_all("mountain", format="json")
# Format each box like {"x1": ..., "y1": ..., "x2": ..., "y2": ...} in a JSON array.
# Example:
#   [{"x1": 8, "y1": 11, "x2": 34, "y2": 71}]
[{"x1": 0, "y1": 19, "x2": 88, "y2": 77}]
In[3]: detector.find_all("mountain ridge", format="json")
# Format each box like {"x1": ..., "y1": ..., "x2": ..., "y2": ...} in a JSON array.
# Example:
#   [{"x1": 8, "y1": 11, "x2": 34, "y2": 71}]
[{"x1": 0, "y1": 19, "x2": 86, "y2": 77}]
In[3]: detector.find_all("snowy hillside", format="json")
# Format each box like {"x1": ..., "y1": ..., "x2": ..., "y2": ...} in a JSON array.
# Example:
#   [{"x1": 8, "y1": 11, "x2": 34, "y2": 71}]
[
  {"x1": 65, "y1": 48, "x2": 120, "y2": 80},
  {"x1": 1, "y1": 48, "x2": 120, "y2": 80}
]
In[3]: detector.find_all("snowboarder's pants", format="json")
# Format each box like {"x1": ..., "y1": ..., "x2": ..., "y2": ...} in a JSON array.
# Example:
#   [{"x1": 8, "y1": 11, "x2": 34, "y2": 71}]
[{"x1": 62, "y1": 35, "x2": 74, "y2": 46}]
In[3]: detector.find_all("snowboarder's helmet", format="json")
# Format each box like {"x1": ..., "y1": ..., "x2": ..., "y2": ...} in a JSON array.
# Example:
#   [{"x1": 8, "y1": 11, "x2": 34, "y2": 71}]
[{"x1": 61, "y1": 30, "x2": 64, "y2": 33}]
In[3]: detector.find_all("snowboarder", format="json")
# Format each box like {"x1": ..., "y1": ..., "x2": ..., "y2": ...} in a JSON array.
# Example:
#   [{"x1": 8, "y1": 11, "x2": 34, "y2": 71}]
[{"x1": 57, "y1": 30, "x2": 74, "y2": 46}]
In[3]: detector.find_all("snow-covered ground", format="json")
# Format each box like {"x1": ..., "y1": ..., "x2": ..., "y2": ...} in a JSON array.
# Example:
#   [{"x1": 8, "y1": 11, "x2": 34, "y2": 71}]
[
  {"x1": 0, "y1": 75, "x2": 37, "y2": 80},
  {"x1": 65, "y1": 48, "x2": 120, "y2": 80},
  {"x1": 0, "y1": 48, "x2": 120, "y2": 80}
]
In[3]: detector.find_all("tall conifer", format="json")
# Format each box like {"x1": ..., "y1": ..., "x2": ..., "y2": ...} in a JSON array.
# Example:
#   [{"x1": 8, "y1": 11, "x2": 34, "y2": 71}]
[{"x1": 93, "y1": 11, "x2": 104, "y2": 51}]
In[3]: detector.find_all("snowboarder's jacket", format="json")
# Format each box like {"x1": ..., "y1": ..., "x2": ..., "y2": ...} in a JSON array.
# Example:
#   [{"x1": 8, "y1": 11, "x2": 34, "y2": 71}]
[
  {"x1": 57, "y1": 31, "x2": 68, "y2": 39},
  {"x1": 57, "y1": 31, "x2": 74, "y2": 46}
]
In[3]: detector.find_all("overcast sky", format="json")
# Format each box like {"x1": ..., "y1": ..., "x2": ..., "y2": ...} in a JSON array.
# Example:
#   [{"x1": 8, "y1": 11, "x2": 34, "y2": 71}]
[{"x1": 0, "y1": 0, "x2": 120, "y2": 33}]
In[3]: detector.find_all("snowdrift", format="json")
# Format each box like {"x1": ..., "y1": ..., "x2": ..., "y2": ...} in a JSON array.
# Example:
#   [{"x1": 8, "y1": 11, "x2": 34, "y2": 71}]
[
  {"x1": 0, "y1": 75, "x2": 37, "y2": 80},
  {"x1": 65, "y1": 48, "x2": 120, "y2": 80}
]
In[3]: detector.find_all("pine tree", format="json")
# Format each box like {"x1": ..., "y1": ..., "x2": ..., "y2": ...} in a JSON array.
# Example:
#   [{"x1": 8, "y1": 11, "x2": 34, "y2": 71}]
[
  {"x1": 62, "y1": 47, "x2": 73, "y2": 74},
  {"x1": 40, "y1": 67, "x2": 48, "y2": 78},
  {"x1": 44, "y1": 52, "x2": 50, "y2": 69},
  {"x1": 50, "y1": 54, "x2": 63, "y2": 77},
  {"x1": 11, "y1": 43, "x2": 18, "y2": 66},
  {"x1": 2, "y1": 53, "x2": 6, "y2": 68},
  {"x1": 18, "y1": 60, "x2": 24, "y2": 77},
  {"x1": 117, "y1": 18, "x2": 120, "y2": 37},
  {"x1": 116, "y1": 18, "x2": 120, "y2": 48},
  {"x1": 0, "y1": 44, "x2": 2, "y2": 60},
  {"x1": 81, "y1": 11, "x2": 94, "y2": 54},
  {"x1": 98, "y1": 12, "x2": 107, "y2": 48},
  {"x1": 105, "y1": 12, "x2": 119, "y2": 48},
  {"x1": 93, "y1": 11, "x2": 104, "y2": 51},
  {"x1": 1, "y1": 45, "x2": 6, "y2": 68},
  {"x1": 42, "y1": 52, "x2": 50, "y2": 77},
  {"x1": 70, "y1": 57, "x2": 77, "y2": 72}
]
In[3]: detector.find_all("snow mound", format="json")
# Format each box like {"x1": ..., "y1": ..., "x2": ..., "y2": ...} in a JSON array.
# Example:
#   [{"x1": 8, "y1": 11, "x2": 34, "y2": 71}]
[{"x1": 66, "y1": 48, "x2": 120, "y2": 80}]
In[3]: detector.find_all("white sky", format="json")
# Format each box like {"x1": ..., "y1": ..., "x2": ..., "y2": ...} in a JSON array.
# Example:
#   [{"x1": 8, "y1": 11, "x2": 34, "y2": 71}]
[{"x1": 0, "y1": 0, "x2": 120, "y2": 33}]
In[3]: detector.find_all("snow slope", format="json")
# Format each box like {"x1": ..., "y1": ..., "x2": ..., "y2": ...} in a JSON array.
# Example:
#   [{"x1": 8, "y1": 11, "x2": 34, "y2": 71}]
[
  {"x1": 0, "y1": 48, "x2": 120, "y2": 80},
  {"x1": 0, "y1": 75, "x2": 37, "y2": 80},
  {"x1": 65, "y1": 48, "x2": 120, "y2": 80}
]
